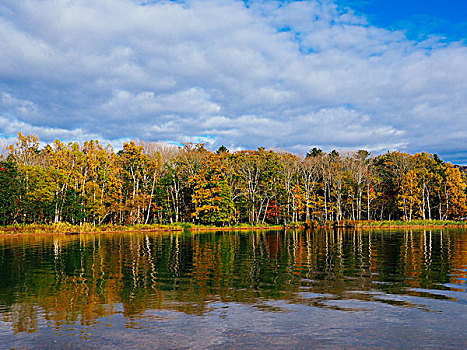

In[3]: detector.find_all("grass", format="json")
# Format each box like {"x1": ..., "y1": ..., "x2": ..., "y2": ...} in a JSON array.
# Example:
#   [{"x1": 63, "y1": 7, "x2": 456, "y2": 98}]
[
  {"x1": 175, "y1": 222, "x2": 283, "y2": 231},
  {"x1": 0, "y1": 221, "x2": 282, "y2": 235},
  {"x1": 0, "y1": 222, "x2": 182, "y2": 235},
  {"x1": 354, "y1": 219, "x2": 467, "y2": 228},
  {"x1": 0, "y1": 219, "x2": 465, "y2": 235}
]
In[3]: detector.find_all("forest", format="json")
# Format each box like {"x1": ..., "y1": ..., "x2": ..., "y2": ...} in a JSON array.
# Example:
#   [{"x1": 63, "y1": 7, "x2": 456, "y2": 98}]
[{"x1": 0, "y1": 133, "x2": 466, "y2": 227}]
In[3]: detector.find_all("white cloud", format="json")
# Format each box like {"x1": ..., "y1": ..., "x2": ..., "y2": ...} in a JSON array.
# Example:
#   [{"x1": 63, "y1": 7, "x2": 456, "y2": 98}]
[
  {"x1": 102, "y1": 88, "x2": 221, "y2": 117},
  {"x1": 1, "y1": 93, "x2": 38, "y2": 118},
  {"x1": 0, "y1": 0, "x2": 466, "y2": 162}
]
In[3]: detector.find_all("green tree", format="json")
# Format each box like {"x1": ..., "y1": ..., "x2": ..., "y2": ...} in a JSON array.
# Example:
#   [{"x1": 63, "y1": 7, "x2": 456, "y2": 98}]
[
  {"x1": 306, "y1": 147, "x2": 323, "y2": 158},
  {"x1": 0, "y1": 160, "x2": 22, "y2": 224},
  {"x1": 191, "y1": 155, "x2": 235, "y2": 225},
  {"x1": 20, "y1": 166, "x2": 57, "y2": 223}
]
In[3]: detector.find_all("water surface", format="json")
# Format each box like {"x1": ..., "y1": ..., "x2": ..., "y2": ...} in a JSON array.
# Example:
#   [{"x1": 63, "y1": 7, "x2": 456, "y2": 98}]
[{"x1": 0, "y1": 229, "x2": 466, "y2": 349}]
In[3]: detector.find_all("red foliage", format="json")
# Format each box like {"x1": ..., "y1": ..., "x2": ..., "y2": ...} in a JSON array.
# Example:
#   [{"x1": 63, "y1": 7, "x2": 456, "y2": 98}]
[{"x1": 266, "y1": 200, "x2": 281, "y2": 218}]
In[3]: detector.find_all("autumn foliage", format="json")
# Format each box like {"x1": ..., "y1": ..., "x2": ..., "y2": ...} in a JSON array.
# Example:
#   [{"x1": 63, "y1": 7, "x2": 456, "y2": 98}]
[{"x1": 0, "y1": 133, "x2": 466, "y2": 226}]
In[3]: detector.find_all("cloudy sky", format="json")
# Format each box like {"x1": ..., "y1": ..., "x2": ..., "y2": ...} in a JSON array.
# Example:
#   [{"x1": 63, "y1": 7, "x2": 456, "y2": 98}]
[{"x1": 1, "y1": 0, "x2": 466, "y2": 163}]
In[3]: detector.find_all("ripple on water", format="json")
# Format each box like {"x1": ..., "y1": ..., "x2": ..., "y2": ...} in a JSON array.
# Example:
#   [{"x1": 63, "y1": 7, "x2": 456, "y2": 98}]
[{"x1": 0, "y1": 229, "x2": 466, "y2": 349}]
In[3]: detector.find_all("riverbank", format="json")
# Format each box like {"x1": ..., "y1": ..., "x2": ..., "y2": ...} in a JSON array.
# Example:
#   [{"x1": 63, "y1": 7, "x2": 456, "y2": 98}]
[
  {"x1": 0, "y1": 222, "x2": 283, "y2": 236},
  {"x1": 283, "y1": 219, "x2": 467, "y2": 230},
  {"x1": 352, "y1": 219, "x2": 467, "y2": 229},
  {"x1": 0, "y1": 223, "x2": 183, "y2": 236},
  {"x1": 0, "y1": 220, "x2": 465, "y2": 236}
]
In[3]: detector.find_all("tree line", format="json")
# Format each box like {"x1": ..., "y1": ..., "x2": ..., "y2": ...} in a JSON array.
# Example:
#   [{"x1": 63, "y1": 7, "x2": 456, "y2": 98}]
[{"x1": 0, "y1": 133, "x2": 466, "y2": 226}]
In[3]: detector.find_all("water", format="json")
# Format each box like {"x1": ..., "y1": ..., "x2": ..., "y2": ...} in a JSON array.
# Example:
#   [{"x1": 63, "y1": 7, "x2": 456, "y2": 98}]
[{"x1": 0, "y1": 229, "x2": 465, "y2": 349}]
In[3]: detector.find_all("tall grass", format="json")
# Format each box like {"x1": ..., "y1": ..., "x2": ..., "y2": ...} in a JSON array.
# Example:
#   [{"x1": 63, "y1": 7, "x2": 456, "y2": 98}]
[
  {"x1": 355, "y1": 219, "x2": 466, "y2": 227},
  {"x1": 0, "y1": 220, "x2": 465, "y2": 235},
  {"x1": 0, "y1": 222, "x2": 182, "y2": 235}
]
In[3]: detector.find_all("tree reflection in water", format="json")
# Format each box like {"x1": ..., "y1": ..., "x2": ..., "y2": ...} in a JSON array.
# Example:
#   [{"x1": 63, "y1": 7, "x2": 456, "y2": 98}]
[{"x1": 0, "y1": 229, "x2": 466, "y2": 335}]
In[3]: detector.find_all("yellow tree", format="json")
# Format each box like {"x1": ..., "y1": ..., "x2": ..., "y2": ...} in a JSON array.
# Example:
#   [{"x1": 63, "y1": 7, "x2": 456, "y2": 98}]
[
  {"x1": 292, "y1": 183, "x2": 306, "y2": 222},
  {"x1": 120, "y1": 141, "x2": 142, "y2": 223},
  {"x1": 443, "y1": 164, "x2": 467, "y2": 219},
  {"x1": 6, "y1": 133, "x2": 41, "y2": 166},
  {"x1": 50, "y1": 140, "x2": 82, "y2": 223},
  {"x1": 119, "y1": 141, "x2": 154, "y2": 224},
  {"x1": 81, "y1": 140, "x2": 121, "y2": 224},
  {"x1": 398, "y1": 170, "x2": 422, "y2": 221},
  {"x1": 139, "y1": 141, "x2": 165, "y2": 224}
]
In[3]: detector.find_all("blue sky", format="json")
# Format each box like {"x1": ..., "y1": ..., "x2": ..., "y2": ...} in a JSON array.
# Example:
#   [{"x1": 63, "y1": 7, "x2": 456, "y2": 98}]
[
  {"x1": 1, "y1": 0, "x2": 466, "y2": 163},
  {"x1": 337, "y1": 0, "x2": 467, "y2": 41}
]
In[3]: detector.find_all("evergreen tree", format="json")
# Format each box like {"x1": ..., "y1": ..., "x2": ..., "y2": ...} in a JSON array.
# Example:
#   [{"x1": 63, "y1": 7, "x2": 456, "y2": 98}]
[{"x1": 0, "y1": 160, "x2": 22, "y2": 225}]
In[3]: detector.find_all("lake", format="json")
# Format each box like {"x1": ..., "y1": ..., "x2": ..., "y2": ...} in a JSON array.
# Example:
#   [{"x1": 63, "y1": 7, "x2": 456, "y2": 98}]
[{"x1": 0, "y1": 229, "x2": 466, "y2": 349}]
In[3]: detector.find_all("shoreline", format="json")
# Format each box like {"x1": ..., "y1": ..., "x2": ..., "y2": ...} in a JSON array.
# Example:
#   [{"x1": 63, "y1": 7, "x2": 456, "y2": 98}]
[
  {"x1": 0, "y1": 221, "x2": 466, "y2": 237},
  {"x1": 354, "y1": 224, "x2": 467, "y2": 229},
  {"x1": 0, "y1": 224, "x2": 283, "y2": 237}
]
